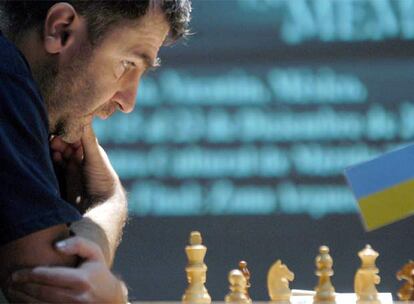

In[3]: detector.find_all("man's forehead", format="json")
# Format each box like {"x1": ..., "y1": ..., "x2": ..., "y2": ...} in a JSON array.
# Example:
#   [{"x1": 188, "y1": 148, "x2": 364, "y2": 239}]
[
  {"x1": 102, "y1": 7, "x2": 170, "y2": 44},
  {"x1": 94, "y1": 8, "x2": 169, "y2": 66}
]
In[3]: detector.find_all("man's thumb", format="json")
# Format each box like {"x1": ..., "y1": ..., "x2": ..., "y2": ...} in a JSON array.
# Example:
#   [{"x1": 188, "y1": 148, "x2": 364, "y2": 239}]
[{"x1": 55, "y1": 236, "x2": 105, "y2": 262}]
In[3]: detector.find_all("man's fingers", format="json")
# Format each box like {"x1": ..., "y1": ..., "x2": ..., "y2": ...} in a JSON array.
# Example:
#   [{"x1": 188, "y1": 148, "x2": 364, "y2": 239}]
[
  {"x1": 51, "y1": 136, "x2": 83, "y2": 165},
  {"x1": 63, "y1": 141, "x2": 82, "y2": 160},
  {"x1": 7, "y1": 287, "x2": 46, "y2": 304},
  {"x1": 50, "y1": 136, "x2": 67, "y2": 152},
  {"x1": 55, "y1": 236, "x2": 105, "y2": 262},
  {"x1": 75, "y1": 145, "x2": 84, "y2": 163},
  {"x1": 52, "y1": 151, "x2": 63, "y2": 164},
  {"x1": 63, "y1": 146, "x2": 74, "y2": 160},
  {"x1": 10, "y1": 282, "x2": 85, "y2": 303},
  {"x1": 51, "y1": 136, "x2": 81, "y2": 151},
  {"x1": 81, "y1": 124, "x2": 100, "y2": 157},
  {"x1": 12, "y1": 267, "x2": 88, "y2": 289},
  {"x1": 71, "y1": 140, "x2": 82, "y2": 149}
]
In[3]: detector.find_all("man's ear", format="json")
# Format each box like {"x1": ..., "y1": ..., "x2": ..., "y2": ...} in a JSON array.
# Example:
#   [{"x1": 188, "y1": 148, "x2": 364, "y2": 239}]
[{"x1": 43, "y1": 3, "x2": 84, "y2": 54}]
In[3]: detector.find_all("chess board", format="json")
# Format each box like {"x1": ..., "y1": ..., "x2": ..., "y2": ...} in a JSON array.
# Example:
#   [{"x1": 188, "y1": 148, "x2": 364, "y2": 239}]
[
  {"x1": 289, "y1": 292, "x2": 393, "y2": 303},
  {"x1": 131, "y1": 292, "x2": 396, "y2": 303},
  {"x1": 132, "y1": 299, "x2": 410, "y2": 304},
  {"x1": 132, "y1": 301, "x2": 414, "y2": 304},
  {"x1": 292, "y1": 292, "x2": 392, "y2": 303}
]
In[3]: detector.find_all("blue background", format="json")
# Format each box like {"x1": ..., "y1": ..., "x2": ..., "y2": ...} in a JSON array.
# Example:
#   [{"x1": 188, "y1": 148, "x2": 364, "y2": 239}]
[{"x1": 94, "y1": 0, "x2": 414, "y2": 300}]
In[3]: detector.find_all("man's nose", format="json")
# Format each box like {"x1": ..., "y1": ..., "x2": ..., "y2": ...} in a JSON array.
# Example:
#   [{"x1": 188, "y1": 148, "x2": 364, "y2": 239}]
[{"x1": 115, "y1": 73, "x2": 141, "y2": 113}]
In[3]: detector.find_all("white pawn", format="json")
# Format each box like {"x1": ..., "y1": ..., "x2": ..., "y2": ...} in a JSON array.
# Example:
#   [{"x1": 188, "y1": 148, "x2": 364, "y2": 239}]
[
  {"x1": 354, "y1": 245, "x2": 381, "y2": 304},
  {"x1": 313, "y1": 245, "x2": 336, "y2": 304},
  {"x1": 182, "y1": 231, "x2": 211, "y2": 304},
  {"x1": 225, "y1": 269, "x2": 252, "y2": 304}
]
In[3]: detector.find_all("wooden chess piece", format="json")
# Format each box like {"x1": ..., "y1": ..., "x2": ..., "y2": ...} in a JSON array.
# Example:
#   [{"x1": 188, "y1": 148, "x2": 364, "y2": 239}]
[
  {"x1": 396, "y1": 260, "x2": 414, "y2": 301},
  {"x1": 267, "y1": 259, "x2": 294, "y2": 304},
  {"x1": 225, "y1": 269, "x2": 252, "y2": 304},
  {"x1": 239, "y1": 261, "x2": 251, "y2": 300},
  {"x1": 354, "y1": 245, "x2": 381, "y2": 304},
  {"x1": 313, "y1": 245, "x2": 336, "y2": 304},
  {"x1": 182, "y1": 231, "x2": 211, "y2": 304}
]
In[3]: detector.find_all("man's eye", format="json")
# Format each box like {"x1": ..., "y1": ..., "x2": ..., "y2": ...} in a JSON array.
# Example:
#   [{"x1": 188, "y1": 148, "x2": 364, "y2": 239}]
[
  {"x1": 122, "y1": 60, "x2": 136, "y2": 70},
  {"x1": 115, "y1": 60, "x2": 136, "y2": 78}
]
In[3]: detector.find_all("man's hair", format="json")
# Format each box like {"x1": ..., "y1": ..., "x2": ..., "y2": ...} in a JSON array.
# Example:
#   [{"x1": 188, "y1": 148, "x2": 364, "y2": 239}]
[{"x1": 0, "y1": 0, "x2": 191, "y2": 45}]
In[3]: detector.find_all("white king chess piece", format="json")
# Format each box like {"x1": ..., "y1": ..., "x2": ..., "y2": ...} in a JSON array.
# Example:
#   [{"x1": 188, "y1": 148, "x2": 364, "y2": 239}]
[{"x1": 182, "y1": 231, "x2": 211, "y2": 304}]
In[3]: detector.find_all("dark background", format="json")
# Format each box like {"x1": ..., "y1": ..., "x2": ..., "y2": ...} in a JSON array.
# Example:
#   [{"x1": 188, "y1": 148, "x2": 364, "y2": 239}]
[
  {"x1": 93, "y1": 0, "x2": 414, "y2": 300},
  {"x1": 114, "y1": 215, "x2": 414, "y2": 301}
]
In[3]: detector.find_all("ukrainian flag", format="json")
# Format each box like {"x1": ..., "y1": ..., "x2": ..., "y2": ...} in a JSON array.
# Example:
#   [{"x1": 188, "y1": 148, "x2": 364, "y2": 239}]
[{"x1": 345, "y1": 144, "x2": 414, "y2": 231}]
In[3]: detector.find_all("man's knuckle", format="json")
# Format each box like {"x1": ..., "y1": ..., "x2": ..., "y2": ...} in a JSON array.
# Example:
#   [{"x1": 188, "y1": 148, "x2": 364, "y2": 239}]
[
  {"x1": 77, "y1": 292, "x2": 93, "y2": 303},
  {"x1": 77, "y1": 274, "x2": 91, "y2": 290},
  {"x1": 70, "y1": 237, "x2": 83, "y2": 250},
  {"x1": 71, "y1": 235, "x2": 82, "y2": 243},
  {"x1": 83, "y1": 238, "x2": 101, "y2": 257},
  {"x1": 70, "y1": 296, "x2": 83, "y2": 304},
  {"x1": 73, "y1": 294, "x2": 86, "y2": 303},
  {"x1": 90, "y1": 242, "x2": 101, "y2": 255}
]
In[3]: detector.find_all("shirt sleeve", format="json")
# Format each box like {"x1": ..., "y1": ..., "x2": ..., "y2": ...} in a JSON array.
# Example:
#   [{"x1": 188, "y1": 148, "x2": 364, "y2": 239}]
[{"x1": 0, "y1": 71, "x2": 82, "y2": 246}]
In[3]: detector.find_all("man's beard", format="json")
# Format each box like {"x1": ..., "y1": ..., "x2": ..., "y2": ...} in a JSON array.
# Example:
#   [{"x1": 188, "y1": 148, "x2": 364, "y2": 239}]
[
  {"x1": 32, "y1": 45, "x2": 97, "y2": 142},
  {"x1": 32, "y1": 56, "x2": 61, "y2": 134}
]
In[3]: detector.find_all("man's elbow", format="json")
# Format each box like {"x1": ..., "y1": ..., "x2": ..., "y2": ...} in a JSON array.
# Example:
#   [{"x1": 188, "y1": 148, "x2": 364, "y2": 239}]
[{"x1": 0, "y1": 224, "x2": 77, "y2": 289}]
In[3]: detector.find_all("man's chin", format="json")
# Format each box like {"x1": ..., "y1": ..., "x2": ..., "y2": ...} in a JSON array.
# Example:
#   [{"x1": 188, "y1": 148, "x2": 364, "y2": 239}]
[{"x1": 59, "y1": 130, "x2": 83, "y2": 144}]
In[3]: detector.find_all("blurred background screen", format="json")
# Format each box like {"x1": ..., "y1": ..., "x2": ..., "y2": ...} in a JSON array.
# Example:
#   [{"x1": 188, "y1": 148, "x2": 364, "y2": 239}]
[{"x1": 94, "y1": 0, "x2": 414, "y2": 301}]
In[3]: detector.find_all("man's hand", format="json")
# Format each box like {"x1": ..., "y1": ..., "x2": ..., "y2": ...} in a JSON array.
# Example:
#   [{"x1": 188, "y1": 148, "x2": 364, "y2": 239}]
[
  {"x1": 51, "y1": 124, "x2": 120, "y2": 207},
  {"x1": 7, "y1": 237, "x2": 127, "y2": 303},
  {"x1": 50, "y1": 136, "x2": 84, "y2": 206},
  {"x1": 80, "y1": 124, "x2": 120, "y2": 202},
  {"x1": 51, "y1": 124, "x2": 128, "y2": 265}
]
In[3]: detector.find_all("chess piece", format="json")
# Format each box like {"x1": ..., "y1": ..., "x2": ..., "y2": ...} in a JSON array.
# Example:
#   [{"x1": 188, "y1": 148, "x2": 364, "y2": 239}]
[
  {"x1": 225, "y1": 269, "x2": 252, "y2": 304},
  {"x1": 267, "y1": 259, "x2": 294, "y2": 304},
  {"x1": 313, "y1": 245, "x2": 336, "y2": 304},
  {"x1": 182, "y1": 231, "x2": 211, "y2": 304},
  {"x1": 239, "y1": 261, "x2": 251, "y2": 300},
  {"x1": 354, "y1": 245, "x2": 381, "y2": 304},
  {"x1": 396, "y1": 260, "x2": 414, "y2": 301}
]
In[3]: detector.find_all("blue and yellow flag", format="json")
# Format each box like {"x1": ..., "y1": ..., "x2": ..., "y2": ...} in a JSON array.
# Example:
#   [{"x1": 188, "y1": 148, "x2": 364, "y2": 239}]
[{"x1": 344, "y1": 144, "x2": 414, "y2": 231}]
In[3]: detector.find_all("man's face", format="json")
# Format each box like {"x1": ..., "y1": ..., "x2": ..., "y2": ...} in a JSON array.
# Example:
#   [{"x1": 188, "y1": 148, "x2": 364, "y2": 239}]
[{"x1": 37, "y1": 6, "x2": 170, "y2": 143}]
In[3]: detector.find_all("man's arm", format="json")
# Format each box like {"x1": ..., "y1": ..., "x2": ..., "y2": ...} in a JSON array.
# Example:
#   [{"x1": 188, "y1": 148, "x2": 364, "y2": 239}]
[
  {"x1": 70, "y1": 185, "x2": 128, "y2": 266},
  {"x1": 0, "y1": 224, "x2": 76, "y2": 290},
  {"x1": 51, "y1": 125, "x2": 128, "y2": 267},
  {"x1": 5, "y1": 236, "x2": 127, "y2": 303},
  {"x1": 0, "y1": 125, "x2": 128, "y2": 302}
]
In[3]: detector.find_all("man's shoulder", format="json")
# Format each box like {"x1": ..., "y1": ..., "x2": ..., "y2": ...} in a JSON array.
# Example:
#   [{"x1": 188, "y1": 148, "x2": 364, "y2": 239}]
[
  {"x1": 0, "y1": 34, "x2": 49, "y2": 141},
  {"x1": 0, "y1": 34, "x2": 31, "y2": 77}
]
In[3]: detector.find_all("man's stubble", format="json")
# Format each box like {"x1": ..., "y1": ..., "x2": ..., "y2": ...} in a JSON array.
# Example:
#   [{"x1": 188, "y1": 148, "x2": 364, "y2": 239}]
[{"x1": 33, "y1": 44, "x2": 98, "y2": 143}]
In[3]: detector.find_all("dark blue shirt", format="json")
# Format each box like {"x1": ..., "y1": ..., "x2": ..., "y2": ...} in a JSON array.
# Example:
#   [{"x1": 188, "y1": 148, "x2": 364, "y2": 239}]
[{"x1": 0, "y1": 32, "x2": 82, "y2": 245}]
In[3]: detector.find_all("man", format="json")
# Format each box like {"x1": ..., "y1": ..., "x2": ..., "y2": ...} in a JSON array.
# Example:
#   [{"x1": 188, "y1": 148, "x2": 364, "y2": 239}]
[{"x1": 0, "y1": 0, "x2": 191, "y2": 302}]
